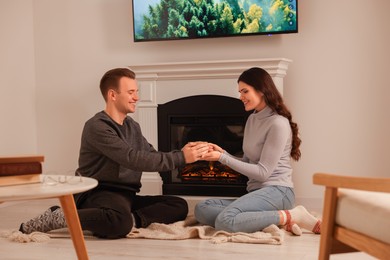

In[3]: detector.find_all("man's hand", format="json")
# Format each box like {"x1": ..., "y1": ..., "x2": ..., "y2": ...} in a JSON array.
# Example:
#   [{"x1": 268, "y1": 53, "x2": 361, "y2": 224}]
[{"x1": 182, "y1": 142, "x2": 210, "y2": 164}]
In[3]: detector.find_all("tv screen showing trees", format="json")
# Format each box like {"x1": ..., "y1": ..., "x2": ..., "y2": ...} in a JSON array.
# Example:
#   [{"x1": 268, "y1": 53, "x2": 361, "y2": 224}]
[{"x1": 132, "y1": 0, "x2": 298, "y2": 42}]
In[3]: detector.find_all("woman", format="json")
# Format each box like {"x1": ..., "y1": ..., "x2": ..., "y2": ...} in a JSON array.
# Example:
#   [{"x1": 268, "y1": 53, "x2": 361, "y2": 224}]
[{"x1": 195, "y1": 67, "x2": 320, "y2": 234}]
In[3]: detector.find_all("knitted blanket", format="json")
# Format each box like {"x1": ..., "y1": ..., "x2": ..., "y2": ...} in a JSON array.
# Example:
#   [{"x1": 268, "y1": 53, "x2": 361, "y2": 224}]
[
  {"x1": 1, "y1": 216, "x2": 284, "y2": 245},
  {"x1": 127, "y1": 215, "x2": 284, "y2": 245}
]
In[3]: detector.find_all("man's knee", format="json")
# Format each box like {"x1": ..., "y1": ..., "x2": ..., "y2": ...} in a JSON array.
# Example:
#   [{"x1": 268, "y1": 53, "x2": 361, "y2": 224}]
[
  {"x1": 166, "y1": 196, "x2": 189, "y2": 219},
  {"x1": 94, "y1": 209, "x2": 133, "y2": 239}
]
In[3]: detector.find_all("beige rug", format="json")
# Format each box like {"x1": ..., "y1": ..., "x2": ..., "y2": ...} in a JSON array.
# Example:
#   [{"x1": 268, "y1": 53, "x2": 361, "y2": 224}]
[
  {"x1": 1, "y1": 215, "x2": 284, "y2": 245},
  {"x1": 127, "y1": 215, "x2": 284, "y2": 245}
]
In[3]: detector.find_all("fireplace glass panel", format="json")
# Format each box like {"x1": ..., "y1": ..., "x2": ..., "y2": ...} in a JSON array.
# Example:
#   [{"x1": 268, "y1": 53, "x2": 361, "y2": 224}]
[
  {"x1": 158, "y1": 95, "x2": 250, "y2": 196},
  {"x1": 169, "y1": 118, "x2": 246, "y2": 184}
]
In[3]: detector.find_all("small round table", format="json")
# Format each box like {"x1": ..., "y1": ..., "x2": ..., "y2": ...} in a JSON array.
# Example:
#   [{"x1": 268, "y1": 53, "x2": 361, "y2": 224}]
[{"x1": 0, "y1": 175, "x2": 98, "y2": 260}]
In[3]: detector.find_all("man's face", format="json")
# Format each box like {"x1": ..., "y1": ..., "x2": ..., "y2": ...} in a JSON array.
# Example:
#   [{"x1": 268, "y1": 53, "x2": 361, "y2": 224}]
[{"x1": 113, "y1": 77, "x2": 139, "y2": 114}]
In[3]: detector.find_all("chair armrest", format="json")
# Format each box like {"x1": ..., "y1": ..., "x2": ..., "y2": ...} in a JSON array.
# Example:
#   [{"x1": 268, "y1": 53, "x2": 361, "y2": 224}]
[{"x1": 313, "y1": 173, "x2": 390, "y2": 193}]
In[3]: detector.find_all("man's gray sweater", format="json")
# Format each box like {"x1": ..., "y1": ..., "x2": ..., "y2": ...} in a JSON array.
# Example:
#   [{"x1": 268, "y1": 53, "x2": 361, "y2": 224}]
[{"x1": 76, "y1": 111, "x2": 185, "y2": 192}]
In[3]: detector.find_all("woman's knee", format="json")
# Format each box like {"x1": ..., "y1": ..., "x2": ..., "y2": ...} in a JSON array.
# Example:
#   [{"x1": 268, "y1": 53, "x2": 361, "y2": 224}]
[
  {"x1": 194, "y1": 199, "x2": 225, "y2": 227},
  {"x1": 194, "y1": 201, "x2": 210, "y2": 225},
  {"x1": 215, "y1": 210, "x2": 238, "y2": 232}
]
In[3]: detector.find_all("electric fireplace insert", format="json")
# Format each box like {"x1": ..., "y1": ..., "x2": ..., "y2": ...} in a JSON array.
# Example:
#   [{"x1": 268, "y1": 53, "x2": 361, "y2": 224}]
[{"x1": 158, "y1": 95, "x2": 251, "y2": 196}]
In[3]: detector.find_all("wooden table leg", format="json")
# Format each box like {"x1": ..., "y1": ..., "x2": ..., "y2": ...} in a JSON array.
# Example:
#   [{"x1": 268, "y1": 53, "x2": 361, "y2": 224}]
[{"x1": 59, "y1": 195, "x2": 89, "y2": 260}]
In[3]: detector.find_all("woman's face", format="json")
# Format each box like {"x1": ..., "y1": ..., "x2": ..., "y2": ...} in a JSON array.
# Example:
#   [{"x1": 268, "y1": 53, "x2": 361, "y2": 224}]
[{"x1": 238, "y1": 81, "x2": 266, "y2": 112}]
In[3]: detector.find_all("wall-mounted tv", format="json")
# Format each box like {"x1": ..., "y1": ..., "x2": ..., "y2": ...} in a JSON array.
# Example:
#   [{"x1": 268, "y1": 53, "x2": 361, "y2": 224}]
[{"x1": 132, "y1": 0, "x2": 298, "y2": 42}]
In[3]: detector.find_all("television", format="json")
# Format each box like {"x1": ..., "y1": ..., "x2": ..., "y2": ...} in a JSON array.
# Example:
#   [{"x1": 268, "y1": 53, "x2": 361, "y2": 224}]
[{"x1": 132, "y1": 0, "x2": 298, "y2": 42}]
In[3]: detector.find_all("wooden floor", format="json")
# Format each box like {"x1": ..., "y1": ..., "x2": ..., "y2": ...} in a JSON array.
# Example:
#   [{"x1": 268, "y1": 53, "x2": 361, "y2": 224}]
[{"x1": 0, "y1": 199, "x2": 375, "y2": 260}]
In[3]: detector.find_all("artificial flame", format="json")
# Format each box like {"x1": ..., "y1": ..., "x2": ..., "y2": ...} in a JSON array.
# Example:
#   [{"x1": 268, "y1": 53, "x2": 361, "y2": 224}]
[{"x1": 179, "y1": 161, "x2": 243, "y2": 182}]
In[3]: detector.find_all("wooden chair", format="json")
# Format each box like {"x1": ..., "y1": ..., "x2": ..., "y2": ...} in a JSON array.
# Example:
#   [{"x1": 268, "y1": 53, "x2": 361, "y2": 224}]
[{"x1": 313, "y1": 173, "x2": 390, "y2": 260}]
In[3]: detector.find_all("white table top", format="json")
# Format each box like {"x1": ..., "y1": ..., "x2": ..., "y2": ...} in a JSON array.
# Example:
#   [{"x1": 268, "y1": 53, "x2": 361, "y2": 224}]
[{"x1": 0, "y1": 175, "x2": 98, "y2": 202}]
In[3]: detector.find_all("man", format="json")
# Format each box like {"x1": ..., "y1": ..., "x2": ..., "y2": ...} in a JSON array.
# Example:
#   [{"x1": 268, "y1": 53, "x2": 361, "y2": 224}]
[{"x1": 20, "y1": 68, "x2": 209, "y2": 238}]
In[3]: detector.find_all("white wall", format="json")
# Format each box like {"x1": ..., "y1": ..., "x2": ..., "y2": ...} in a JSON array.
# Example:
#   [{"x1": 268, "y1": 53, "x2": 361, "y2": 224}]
[
  {"x1": 3, "y1": 0, "x2": 390, "y2": 204},
  {"x1": 0, "y1": 0, "x2": 37, "y2": 155}
]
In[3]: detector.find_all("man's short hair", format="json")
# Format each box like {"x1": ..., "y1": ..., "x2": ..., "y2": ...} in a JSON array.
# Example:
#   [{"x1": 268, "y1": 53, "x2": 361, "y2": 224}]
[{"x1": 100, "y1": 68, "x2": 136, "y2": 101}]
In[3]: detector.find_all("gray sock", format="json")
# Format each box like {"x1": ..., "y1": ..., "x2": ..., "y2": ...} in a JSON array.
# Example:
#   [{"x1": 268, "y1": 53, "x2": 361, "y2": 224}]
[{"x1": 19, "y1": 206, "x2": 67, "y2": 234}]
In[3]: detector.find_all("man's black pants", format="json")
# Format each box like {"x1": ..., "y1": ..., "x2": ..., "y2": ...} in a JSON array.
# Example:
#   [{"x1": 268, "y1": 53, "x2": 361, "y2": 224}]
[{"x1": 74, "y1": 187, "x2": 188, "y2": 239}]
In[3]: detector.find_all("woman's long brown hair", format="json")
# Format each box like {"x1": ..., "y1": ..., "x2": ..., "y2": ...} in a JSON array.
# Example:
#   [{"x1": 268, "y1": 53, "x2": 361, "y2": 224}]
[{"x1": 238, "y1": 67, "x2": 301, "y2": 161}]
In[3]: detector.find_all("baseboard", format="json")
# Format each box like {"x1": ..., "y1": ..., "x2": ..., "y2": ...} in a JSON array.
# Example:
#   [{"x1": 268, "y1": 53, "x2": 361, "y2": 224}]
[{"x1": 295, "y1": 197, "x2": 323, "y2": 216}]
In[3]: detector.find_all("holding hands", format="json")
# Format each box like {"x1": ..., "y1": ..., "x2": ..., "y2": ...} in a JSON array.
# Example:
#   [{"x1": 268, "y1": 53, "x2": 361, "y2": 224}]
[
  {"x1": 201, "y1": 143, "x2": 224, "y2": 161},
  {"x1": 181, "y1": 142, "x2": 209, "y2": 163},
  {"x1": 182, "y1": 142, "x2": 224, "y2": 163}
]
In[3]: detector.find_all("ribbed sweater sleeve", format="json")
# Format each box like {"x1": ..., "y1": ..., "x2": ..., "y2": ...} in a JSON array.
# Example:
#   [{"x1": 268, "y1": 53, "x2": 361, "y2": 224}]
[
  {"x1": 218, "y1": 106, "x2": 293, "y2": 190},
  {"x1": 219, "y1": 119, "x2": 290, "y2": 181}
]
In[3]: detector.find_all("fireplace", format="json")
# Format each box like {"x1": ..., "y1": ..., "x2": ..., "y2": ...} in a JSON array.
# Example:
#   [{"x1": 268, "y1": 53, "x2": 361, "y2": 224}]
[
  {"x1": 129, "y1": 58, "x2": 291, "y2": 196},
  {"x1": 158, "y1": 95, "x2": 250, "y2": 196}
]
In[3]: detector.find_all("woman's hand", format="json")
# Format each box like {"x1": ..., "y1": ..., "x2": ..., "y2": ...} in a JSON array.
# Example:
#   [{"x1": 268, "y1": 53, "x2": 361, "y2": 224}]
[
  {"x1": 201, "y1": 150, "x2": 222, "y2": 161},
  {"x1": 201, "y1": 143, "x2": 224, "y2": 161},
  {"x1": 207, "y1": 143, "x2": 224, "y2": 153}
]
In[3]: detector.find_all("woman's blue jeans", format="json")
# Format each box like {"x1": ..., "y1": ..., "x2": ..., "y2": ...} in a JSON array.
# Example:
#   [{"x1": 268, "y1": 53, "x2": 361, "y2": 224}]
[{"x1": 194, "y1": 185, "x2": 295, "y2": 233}]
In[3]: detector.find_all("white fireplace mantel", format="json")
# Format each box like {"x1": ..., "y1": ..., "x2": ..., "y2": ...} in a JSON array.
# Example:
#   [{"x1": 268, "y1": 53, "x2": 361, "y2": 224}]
[
  {"x1": 130, "y1": 58, "x2": 291, "y2": 81},
  {"x1": 129, "y1": 58, "x2": 292, "y2": 195}
]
